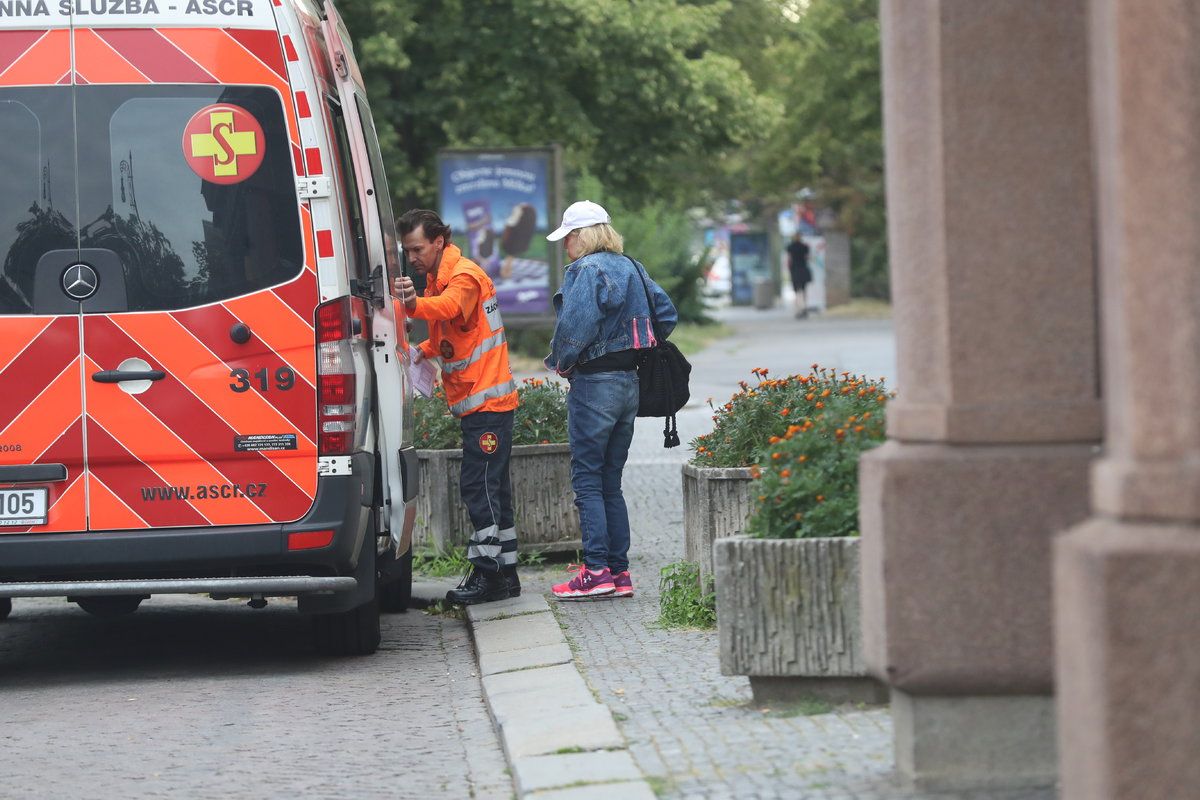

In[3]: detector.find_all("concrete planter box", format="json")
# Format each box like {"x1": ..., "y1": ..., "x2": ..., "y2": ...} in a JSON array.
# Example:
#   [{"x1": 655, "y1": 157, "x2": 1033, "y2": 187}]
[
  {"x1": 415, "y1": 443, "x2": 580, "y2": 554},
  {"x1": 682, "y1": 462, "x2": 755, "y2": 579},
  {"x1": 715, "y1": 535, "x2": 885, "y2": 705}
]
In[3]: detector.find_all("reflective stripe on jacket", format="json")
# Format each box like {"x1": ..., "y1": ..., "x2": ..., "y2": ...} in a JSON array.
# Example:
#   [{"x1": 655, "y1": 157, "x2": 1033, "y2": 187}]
[{"x1": 411, "y1": 244, "x2": 518, "y2": 418}]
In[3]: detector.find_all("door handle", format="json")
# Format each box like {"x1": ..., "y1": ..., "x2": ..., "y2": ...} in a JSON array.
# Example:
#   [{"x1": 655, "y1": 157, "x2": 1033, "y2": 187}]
[{"x1": 91, "y1": 369, "x2": 166, "y2": 383}]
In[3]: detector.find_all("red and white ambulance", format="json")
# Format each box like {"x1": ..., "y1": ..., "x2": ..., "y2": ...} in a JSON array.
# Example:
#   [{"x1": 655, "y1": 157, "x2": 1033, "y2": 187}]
[{"x1": 0, "y1": 0, "x2": 417, "y2": 654}]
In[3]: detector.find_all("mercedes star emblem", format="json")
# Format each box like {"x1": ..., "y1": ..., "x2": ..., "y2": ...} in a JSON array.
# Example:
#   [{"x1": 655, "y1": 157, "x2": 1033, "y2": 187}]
[{"x1": 62, "y1": 264, "x2": 98, "y2": 301}]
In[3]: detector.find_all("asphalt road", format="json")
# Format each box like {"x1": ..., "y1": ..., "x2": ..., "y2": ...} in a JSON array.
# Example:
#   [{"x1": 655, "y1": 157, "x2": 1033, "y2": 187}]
[{"x1": 0, "y1": 596, "x2": 510, "y2": 799}]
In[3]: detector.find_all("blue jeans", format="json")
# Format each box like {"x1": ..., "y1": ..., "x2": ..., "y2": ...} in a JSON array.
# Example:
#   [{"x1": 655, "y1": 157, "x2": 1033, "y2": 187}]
[{"x1": 567, "y1": 370, "x2": 639, "y2": 573}]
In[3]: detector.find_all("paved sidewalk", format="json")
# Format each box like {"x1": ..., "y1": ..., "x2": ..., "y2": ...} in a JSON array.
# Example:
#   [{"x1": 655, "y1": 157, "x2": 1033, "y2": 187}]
[{"x1": 516, "y1": 306, "x2": 1057, "y2": 799}]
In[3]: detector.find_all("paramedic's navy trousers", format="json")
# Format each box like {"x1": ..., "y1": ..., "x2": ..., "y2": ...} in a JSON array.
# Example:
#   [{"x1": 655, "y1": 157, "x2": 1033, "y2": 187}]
[{"x1": 459, "y1": 409, "x2": 517, "y2": 571}]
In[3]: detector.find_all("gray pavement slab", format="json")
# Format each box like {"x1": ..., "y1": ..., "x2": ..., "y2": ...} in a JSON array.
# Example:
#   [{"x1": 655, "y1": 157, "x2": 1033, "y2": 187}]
[
  {"x1": 526, "y1": 781, "x2": 657, "y2": 800},
  {"x1": 513, "y1": 750, "x2": 643, "y2": 794},
  {"x1": 479, "y1": 641, "x2": 573, "y2": 676},
  {"x1": 468, "y1": 592, "x2": 552, "y2": 622},
  {"x1": 488, "y1": 682, "x2": 597, "y2": 719},
  {"x1": 498, "y1": 702, "x2": 625, "y2": 759},
  {"x1": 474, "y1": 611, "x2": 565, "y2": 654},
  {"x1": 483, "y1": 663, "x2": 591, "y2": 701}
]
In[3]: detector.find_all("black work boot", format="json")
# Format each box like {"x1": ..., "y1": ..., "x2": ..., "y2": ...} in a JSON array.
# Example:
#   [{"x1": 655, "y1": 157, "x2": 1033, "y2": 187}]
[
  {"x1": 445, "y1": 566, "x2": 509, "y2": 605},
  {"x1": 503, "y1": 566, "x2": 521, "y2": 598}
]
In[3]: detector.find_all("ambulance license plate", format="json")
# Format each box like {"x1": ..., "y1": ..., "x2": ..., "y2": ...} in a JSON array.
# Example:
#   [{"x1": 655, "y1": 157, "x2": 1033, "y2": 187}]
[{"x1": 0, "y1": 488, "x2": 48, "y2": 527}]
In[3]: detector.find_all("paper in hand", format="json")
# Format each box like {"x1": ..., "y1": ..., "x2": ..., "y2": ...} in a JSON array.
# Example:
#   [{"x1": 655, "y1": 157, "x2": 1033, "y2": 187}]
[{"x1": 408, "y1": 345, "x2": 438, "y2": 398}]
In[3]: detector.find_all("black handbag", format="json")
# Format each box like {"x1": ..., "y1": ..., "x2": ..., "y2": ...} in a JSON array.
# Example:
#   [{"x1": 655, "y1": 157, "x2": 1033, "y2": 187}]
[{"x1": 629, "y1": 257, "x2": 691, "y2": 448}]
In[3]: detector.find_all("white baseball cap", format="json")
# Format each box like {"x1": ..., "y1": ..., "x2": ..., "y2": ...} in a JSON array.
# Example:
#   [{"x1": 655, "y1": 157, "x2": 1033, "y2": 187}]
[{"x1": 546, "y1": 200, "x2": 610, "y2": 241}]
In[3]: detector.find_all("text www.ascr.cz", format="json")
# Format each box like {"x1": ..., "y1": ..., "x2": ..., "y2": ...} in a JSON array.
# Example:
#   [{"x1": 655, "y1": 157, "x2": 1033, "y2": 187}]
[{"x1": 140, "y1": 483, "x2": 268, "y2": 501}]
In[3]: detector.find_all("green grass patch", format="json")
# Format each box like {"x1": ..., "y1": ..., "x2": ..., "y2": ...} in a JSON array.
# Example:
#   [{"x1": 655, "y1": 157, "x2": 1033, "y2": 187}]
[
  {"x1": 657, "y1": 560, "x2": 716, "y2": 629},
  {"x1": 759, "y1": 697, "x2": 835, "y2": 717},
  {"x1": 823, "y1": 298, "x2": 891, "y2": 319},
  {"x1": 422, "y1": 599, "x2": 466, "y2": 620},
  {"x1": 412, "y1": 547, "x2": 471, "y2": 578},
  {"x1": 669, "y1": 321, "x2": 731, "y2": 356},
  {"x1": 413, "y1": 547, "x2": 547, "y2": 578}
]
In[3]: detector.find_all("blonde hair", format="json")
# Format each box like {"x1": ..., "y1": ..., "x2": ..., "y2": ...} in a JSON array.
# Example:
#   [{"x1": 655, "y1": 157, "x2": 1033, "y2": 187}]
[{"x1": 571, "y1": 222, "x2": 624, "y2": 257}]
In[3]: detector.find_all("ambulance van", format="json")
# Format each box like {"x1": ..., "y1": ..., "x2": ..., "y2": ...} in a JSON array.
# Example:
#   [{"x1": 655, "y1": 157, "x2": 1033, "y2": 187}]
[{"x1": 0, "y1": 0, "x2": 417, "y2": 655}]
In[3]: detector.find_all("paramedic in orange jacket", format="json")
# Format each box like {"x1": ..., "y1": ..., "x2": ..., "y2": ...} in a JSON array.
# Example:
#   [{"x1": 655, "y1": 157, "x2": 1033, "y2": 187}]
[{"x1": 394, "y1": 209, "x2": 520, "y2": 605}]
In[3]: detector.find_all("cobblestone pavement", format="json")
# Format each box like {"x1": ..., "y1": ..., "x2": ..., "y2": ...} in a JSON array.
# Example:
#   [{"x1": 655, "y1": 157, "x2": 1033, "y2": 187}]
[
  {"x1": 0, "y1": 596, "x2": 509, "y2": 799},
  {"x1": 524, "y1": 306, "x2": 1056, "y2": 799}
]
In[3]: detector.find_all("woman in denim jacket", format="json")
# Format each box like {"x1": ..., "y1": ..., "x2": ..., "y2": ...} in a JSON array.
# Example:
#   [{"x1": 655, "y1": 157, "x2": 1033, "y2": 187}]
[{"x1": 543, "y1": 201, "x2": 678, "y2": 600}]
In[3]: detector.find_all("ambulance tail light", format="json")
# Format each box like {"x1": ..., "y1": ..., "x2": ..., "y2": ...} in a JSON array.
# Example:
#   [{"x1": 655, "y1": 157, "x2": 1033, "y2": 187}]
[{"x1": 316, "y1": 297, "x2": 364, "y2": 456}]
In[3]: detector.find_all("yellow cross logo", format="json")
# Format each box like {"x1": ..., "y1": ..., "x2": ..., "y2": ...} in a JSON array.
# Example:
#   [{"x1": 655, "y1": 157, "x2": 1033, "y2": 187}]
[{"x1": 189, "y1": 111, "x2": 258, "y2": 177}]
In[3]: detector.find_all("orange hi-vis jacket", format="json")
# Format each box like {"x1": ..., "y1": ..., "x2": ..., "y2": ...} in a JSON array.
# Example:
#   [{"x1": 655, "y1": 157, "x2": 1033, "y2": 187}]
[{"x1": 411, "y1": 244, "x2": 518, "y2": 418}]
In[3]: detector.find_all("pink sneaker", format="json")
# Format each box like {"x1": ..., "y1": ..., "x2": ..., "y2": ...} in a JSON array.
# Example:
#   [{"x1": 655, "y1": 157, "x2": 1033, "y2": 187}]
[
  {"x1": 612, "y1": 571, "x2": 634, "y2": 597},
  {"x1": 552, "y1": 564, "x2": 616, "y2": 600}
]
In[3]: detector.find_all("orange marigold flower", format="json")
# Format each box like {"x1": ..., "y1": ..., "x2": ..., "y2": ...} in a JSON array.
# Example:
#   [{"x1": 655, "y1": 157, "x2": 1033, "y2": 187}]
[
  {"x1": 862, "y1": 412, "x2": 872, "y2": 420},
  {"x1": 806, "y1": 393, "x2": 815, "y2": 401},
  {"x1": 771, "y1": 452, "x2": 782, "y2": 460},
  {"x1": 769, "y1": 436, "x2": 781, "y2": 444},
  {"x1": 815, "y1": 401, "x2": 825, "y2": 409},
  {"x1": 798, "y1": 455, "x2": 808, "y2": 463},
  {"x1": 780, "y1": 408, "x2": 790, "y2": 416},
  {"x1": 854, "y1": 425, "x2": 865, "y2": 433},
  {"x1": 835, "y1": 428, "x2": 845, "y2": 437},
  {"x1": 750, "y1": 467, "x2": 762, "y2": 479},
  {"x1": 816, "y1": 494, "x2": 825, "y2": 502},
  {"x1": 841, "y1": 387, "x2": 851, "y2": 395},
  {"x1": 780, "y1": 469, "x2": 791, "y2": 478},
  {"x1": 821, "y1": 389, "x2": 831, "y2": 398}
]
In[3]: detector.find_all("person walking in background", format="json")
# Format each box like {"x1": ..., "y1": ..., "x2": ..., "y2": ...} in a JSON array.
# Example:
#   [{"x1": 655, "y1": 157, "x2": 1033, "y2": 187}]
[
  {"x1": 787, "y1": 232, "x2": 812, "y2": 318},
  {"x1": 394, "y1": 209, "x2": 521, "y2": 606},
  {"x1": 543, "y1": 201, "x2": 678, "y2": 600}
]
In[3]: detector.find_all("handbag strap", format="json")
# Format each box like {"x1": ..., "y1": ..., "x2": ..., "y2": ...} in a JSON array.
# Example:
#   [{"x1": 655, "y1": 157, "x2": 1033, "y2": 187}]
[{"x1": 626, "y1": 256, "x2": 661, "y2": 338}]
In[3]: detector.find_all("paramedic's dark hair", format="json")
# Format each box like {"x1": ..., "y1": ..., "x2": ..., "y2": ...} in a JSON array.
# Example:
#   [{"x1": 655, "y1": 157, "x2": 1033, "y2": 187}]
[{"x1": 397, "y1": 209, "x2": 451, "y2": 244}]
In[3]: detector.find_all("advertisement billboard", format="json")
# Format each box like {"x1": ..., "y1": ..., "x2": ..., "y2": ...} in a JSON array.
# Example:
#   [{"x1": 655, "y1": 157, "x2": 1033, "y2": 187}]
[{"x1": 437, "y1": 147, "x2": 561, "y2": 321}]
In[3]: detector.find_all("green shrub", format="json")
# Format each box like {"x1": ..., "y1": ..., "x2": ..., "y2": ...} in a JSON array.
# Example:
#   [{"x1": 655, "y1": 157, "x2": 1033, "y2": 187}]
[
  {"x1": 745, "y1": 410, "x2": 885, "y2": 539},
  {"x1": 657, "y1": 561, "x2": 716, "y2": 629},
  {"x1": 415, "y1": 378, "x2": 569, "y2": 449},
  {"x1": 690, "y1": 365, "x2": 890, "y2": 468}
]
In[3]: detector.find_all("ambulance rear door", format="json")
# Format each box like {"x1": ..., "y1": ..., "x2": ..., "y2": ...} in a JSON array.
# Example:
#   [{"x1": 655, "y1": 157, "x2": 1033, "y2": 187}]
[
  {"x1": 322, "y1": 9, "x2": 413, "y2": 550},
  {"x1": 69, "y1": 12, "x2": 320, "y2": 530},
  {"x1": 0, "y1": 25, "x2": 87, "y2": 534}
]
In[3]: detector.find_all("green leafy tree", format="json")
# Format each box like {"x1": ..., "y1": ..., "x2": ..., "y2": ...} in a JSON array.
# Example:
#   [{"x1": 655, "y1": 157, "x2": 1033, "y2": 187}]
[{"x1": 338, "y1": 0, "x2": 770, "y2": 210}]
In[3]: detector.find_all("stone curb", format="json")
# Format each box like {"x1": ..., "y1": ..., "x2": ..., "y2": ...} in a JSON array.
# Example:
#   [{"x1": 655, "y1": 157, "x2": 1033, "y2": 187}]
[{"x1": 462, "y1": 592, "x2": 655, "y2": 799}]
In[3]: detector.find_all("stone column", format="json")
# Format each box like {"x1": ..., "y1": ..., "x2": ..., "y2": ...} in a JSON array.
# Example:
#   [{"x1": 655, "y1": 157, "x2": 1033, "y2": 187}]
[
  {"x1": 861, "y1": 0, "x2": 1098, "y2": 790},
  {"x1": 1055, "y1": 2, "x2": 1200, "y2": 797}
]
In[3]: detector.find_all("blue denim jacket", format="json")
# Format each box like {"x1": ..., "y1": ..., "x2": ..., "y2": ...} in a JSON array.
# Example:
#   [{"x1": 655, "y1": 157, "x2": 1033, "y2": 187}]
[{"x1": 547, "y1": 251, "x2": 679, "y2": 374}]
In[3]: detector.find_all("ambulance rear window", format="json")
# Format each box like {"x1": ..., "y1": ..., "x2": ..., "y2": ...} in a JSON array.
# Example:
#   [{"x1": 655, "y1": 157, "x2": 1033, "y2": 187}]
[
  {"x1": 0, "y1": 86, "x2": 301, "y2": 315},
  {"x1": 79, "y1": 85, "x2": 303, "y2": 312}
]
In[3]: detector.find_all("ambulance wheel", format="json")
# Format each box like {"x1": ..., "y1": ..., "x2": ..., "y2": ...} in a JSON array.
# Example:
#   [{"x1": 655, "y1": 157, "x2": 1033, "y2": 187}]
[
  {"x1": 0, "y1": 597, "x2": 11, "y2": 620},
  {"x1": 311, "y1": 593, "x2": 381, "y2": 656},
  {"x1": 76, "y1": 595, "x2": 143, "y2": 617},
  {"x1": 379, "y1": 547, "x2": 413, "y2": 613}
]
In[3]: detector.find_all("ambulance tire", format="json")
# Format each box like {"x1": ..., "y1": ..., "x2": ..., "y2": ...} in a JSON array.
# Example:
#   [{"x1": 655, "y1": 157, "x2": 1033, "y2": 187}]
[
  {"x1": 378, "y1": 547, "x2": 413, "y2": 613},
  {"x1": 0, "y1": 597, "x2": 11, "y2": 620},
  {"x1": 76, "y1": 595, "x2": 143, "y2": 617},
  {"x1": 311, "y1": 592, "x2": 381, "y2": 656}
]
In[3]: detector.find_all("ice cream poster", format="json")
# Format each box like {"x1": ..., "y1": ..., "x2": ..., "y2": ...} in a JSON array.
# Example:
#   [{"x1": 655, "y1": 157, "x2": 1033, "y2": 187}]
[{"x1": 437, "y1": 150, "x2": 555, "y2": 317}]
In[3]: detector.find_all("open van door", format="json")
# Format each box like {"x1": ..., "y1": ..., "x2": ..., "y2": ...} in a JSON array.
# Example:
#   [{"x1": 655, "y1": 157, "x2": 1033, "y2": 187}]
[{"x1": 322, "y1": 10, "x2": 415, "y2": 554}]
